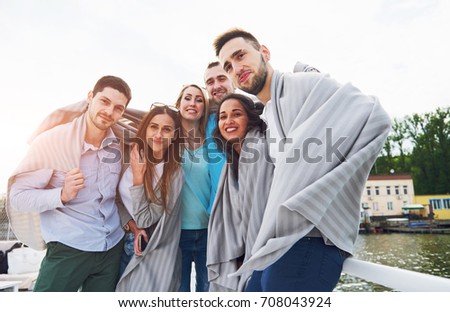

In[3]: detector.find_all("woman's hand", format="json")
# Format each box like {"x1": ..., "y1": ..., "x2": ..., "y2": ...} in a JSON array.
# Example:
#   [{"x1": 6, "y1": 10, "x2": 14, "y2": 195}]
[
  {"x1": 130, "y1": 144, "x2": 146, "y2": 186},
  {"x1": 133, "y1": 228, "x2": 149, "y2": 256},
  {"x1": 127, "y1": 219, "x2": 149, "y2": 256}
]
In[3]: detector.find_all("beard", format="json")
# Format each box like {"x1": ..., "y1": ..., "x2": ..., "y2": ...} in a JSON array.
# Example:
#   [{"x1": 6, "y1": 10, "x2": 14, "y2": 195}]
[
  {"x1": 209, "y1": 91, "x2": 227, "y2": 114},
  {"x1": 89, "y1": 110, "x2": 113, "y2": 131},
  {"x1": 240, "y1": 55, "x2": 268, "y2": 95}
]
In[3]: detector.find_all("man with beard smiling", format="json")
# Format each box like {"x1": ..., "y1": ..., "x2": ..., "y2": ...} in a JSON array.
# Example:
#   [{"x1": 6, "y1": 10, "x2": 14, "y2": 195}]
[
  {"x1": 213, "y1": 28, "x2": 391, "y2": 291},
  {"x1": 204, "y1": 61, "x2": 235, "y2": 113},
  {"x1": 203, "y1": 62, "x2": 235, "y2": 214},
  {"x1": 7, "y1": 76, "x2": 132, "y2": 291}
]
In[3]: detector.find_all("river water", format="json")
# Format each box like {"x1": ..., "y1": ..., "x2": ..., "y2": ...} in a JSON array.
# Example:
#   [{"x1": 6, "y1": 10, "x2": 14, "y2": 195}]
[{"x1": 335, "y1": 233, "x2": 450, "y2": 292}]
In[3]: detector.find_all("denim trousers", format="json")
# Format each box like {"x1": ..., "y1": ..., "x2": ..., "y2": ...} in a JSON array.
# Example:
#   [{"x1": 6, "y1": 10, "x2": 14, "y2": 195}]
[
  {"x1": 118, "y1": 232, "x2": 134, "y2": 278},
  {"x1": 178, "y1": 229, "x2": 209, "y2": 292},
  {"x1": 245, "y1": 237, "x2": 348, "y2": 292}
]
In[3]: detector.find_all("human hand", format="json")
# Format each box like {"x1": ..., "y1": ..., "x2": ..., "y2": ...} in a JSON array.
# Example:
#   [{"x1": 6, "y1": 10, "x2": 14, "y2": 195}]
[
  {"x1": 130, "y1": 144, "x2": 146, "y2": 186},
  {"x1": 61, "y1": 168, "x2": 85, "y2": 204},
  {"x1": 133, "y1": 228, "x2": 149, "y2": 256}
]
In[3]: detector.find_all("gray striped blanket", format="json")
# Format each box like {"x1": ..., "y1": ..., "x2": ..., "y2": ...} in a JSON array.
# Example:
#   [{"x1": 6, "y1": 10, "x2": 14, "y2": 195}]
[
  {"x1": 232, "y1": 70, "x2": 391, "y2": 277},
  {"x1": 6, "y1": 113, "x2": 87, "y2": 250},
  {"x1": 116, "y1": 169, "x2": 184, "y2": 292},
  {"x1": 207, "y1": 128, "x2": 274, "y2": 291},
  {"x1": 6, "y1": 101, "x2": 144, "y2": 250}
]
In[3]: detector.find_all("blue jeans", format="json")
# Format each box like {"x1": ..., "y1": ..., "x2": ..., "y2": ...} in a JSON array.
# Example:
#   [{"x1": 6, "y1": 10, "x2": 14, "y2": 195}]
[
  {"x1": 178, "y1": 229, "x2": 209, "y2": 292},
  {"x1": 118, "y1": 233, "x2": 134, "y2": 278},
  {"x1": 245, "y1": 237, "x2": 348, "y2": 292}
]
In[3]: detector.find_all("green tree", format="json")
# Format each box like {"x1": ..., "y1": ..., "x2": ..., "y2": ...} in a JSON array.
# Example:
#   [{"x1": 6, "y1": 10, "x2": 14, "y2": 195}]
[
  {"x1": 372, "y1": 106, "x2": 449, "y2": 195},
  {"x1": 391, "y1": 118, "x2": 410, "y2": 173},
  {"x1": 405, "y1": 108, "x2": 450, "y2": 194},
  {"x1": 371, "y1": 117, "x2": 411, "y2": 175}
]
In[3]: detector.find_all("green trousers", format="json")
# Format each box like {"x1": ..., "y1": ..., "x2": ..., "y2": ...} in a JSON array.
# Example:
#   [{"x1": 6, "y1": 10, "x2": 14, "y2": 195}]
[{"x1": 33, "y1": 239, "x2": 124, "y2": 292}]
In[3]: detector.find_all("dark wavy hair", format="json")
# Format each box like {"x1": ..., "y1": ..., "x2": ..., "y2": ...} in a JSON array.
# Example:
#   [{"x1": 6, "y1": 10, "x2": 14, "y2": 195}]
[
  {"x1": 213, "y1": 93, "x2": 265, "y2": 177},
  {"x1": 92, "y1": 75, "x2": 132, "y2": 106},
  {"x1": 213, "y1": 28, "x2": 261, "y2": 57}
]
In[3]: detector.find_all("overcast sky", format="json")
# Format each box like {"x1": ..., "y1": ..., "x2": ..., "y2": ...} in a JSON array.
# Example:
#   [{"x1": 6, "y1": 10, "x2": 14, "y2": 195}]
[{"x1": 1, "y1": 0, "x2": 449, "y2": 192}]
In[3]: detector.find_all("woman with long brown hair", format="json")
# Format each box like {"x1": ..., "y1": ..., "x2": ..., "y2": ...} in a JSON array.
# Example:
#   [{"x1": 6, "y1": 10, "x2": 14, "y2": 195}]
[{"x1": 116, "y1": 103, "x2": 185, "y2": 291}]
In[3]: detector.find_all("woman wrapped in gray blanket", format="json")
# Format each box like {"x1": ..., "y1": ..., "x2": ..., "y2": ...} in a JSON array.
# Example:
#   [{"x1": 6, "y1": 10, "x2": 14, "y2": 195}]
[
  {"x1": 207, "y1": 93, "x2": 274, "y2": 291},
  {"x1": 116, "y1": 103, "x2": 185, "y2": 292}
]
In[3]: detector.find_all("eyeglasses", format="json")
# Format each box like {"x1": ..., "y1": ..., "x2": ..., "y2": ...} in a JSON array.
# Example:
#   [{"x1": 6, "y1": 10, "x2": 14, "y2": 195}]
[{"x1": 151, "y1": 102, "x2": 180, "y2": 113}]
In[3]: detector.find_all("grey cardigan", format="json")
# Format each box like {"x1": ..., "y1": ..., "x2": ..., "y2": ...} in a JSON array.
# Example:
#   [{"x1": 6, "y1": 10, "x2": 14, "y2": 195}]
[{"x1": 116, "y1": 167, "x2": 184, "y2": 292}]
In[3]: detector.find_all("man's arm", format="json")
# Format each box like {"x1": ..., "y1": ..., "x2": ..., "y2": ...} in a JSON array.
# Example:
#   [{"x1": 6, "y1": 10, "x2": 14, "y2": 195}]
[
  {"x1": 116, "y1": 191, "x2": 133, "y2": 228},
  {"x1": 9, "y1": 169, "x2": 64, "y2": 212}
]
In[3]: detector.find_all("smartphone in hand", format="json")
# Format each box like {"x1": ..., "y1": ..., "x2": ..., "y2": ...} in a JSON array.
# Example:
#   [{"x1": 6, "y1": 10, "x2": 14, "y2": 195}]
[{"x1": 138, "y1": 235, "x2": 148, "y2": 252}]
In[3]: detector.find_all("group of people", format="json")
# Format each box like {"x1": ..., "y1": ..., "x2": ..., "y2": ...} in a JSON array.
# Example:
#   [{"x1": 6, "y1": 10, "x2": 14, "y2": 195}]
[{"x1": 6, "y1": 29, "x2": 391, "y2": 292}]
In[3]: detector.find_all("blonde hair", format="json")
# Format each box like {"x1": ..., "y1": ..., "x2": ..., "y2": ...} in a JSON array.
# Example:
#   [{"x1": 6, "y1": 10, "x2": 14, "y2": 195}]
[{"x1": 174, "y1": 84, "x2": 210, "y2": 141}]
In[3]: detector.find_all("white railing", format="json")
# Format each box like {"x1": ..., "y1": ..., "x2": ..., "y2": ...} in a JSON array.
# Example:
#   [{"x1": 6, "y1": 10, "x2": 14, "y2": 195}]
[{"x1": 342, "y1": 257, "x2": 450, "y2": 292}]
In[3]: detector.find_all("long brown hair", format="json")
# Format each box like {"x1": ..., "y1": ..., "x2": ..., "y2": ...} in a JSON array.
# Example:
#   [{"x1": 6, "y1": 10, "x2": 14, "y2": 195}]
[{"x1": 134, "y1": 105, "x2": 185, "y2": 211}]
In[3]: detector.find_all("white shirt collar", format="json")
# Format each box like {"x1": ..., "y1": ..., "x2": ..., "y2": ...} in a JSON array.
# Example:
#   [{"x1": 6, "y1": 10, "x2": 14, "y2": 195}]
[{"x1": 82, "y1": 127, "x2": 118, "y2": 153}]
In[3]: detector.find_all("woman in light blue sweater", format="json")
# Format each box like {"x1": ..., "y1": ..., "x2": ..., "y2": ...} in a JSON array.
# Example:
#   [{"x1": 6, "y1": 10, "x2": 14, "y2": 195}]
[{"x1": 175, "y1": 84, "x2": 211, "y2": 292}]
